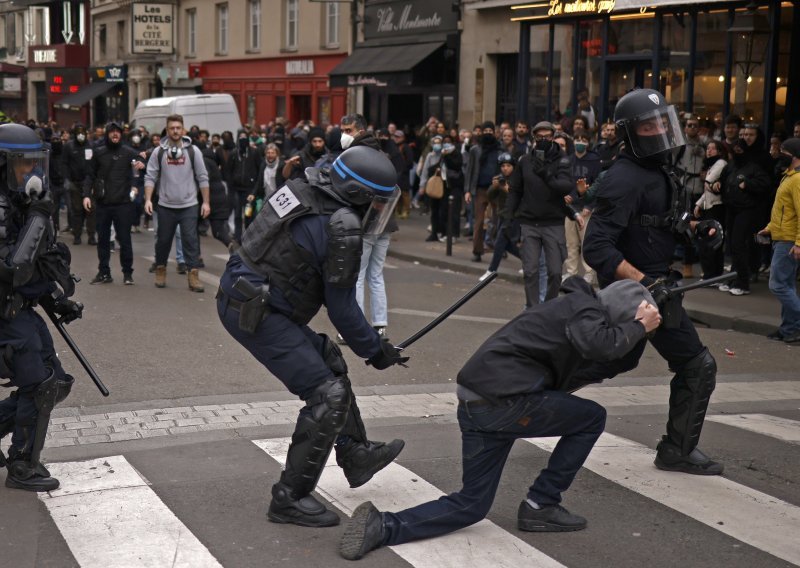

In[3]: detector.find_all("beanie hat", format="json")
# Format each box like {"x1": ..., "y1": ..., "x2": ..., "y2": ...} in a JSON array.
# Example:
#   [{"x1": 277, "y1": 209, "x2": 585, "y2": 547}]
[
  {"x1": 481, "y1": 121, "x2": 495, "y2": 131},
  {"x1": 596, "y1": 280, "x2": 656, "y2": 326},
  {"x1": 308, "y1": 126, "x2": 326, "y2": 142},
  {"x1": 780, "y1": 137, "x2": 800, "y2": 159}
]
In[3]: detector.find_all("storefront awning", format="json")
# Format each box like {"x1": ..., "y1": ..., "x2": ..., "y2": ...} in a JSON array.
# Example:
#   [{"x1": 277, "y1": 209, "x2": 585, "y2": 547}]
[
  {"x1": 54, "y1": 81, "x2": 117, "y2": 109},
  {"x1": 329, "y1": 42, "x2": 443, "y2": 88}
]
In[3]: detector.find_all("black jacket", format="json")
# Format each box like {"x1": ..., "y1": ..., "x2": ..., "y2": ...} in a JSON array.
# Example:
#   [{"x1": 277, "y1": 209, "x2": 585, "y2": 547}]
[
  {"x1": 62, "y1": 139, "x2": 91, "y2": 183},
  {"x1": 583, "y1": 153, "x2": 675, "y2": 284},
  {"x1": 505, "y1": 146, "x2": 575, "y2": 226},
  {"x1": 457, "y1": 277, "x2": 646, "y2": 403},
  {"x1": 83, "y1": 142, "x2": 143, "y2": 205},
  {"x1": 719, "y1": 143, "x2": 773, "y2": 210},
  {"x1": 203, "y1": 155, "x2": 231, "y2": 221},
  {"x1": 226, "y1": 147, "x2": 262, "y2": 190}
]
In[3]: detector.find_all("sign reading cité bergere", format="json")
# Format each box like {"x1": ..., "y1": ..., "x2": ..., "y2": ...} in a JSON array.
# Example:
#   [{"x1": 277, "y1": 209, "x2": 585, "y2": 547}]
[{"x1": 131, "y1": 3, "x2": 174, "y2": 55}]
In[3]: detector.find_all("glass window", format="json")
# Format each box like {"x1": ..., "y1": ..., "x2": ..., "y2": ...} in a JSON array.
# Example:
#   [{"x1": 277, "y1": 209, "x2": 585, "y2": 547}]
[
  {"x1": 326, "y1": 3, "x2": 339, "y2": 47},
  {"x1": 576, "y1": 19, "x2": 604, "y2": 133},
  {"x1": 217, "y1": 4, "x2": 229, "y2": 55},
  {"x1": 117, "y1": 20, "x2": 125, "y2": 59},
  {"x1": 527, "y1": 24, "x2": 550, "y2": 124},
  {"x1": 276, "y1": 96, "x2": 286, "y2": 120},
  {"x1": 659, "y1": 12, "x2": 692, "y2": 113},
  {"x1": 247, "y1": 95, "x2": 256, "y2": 126},
  {"x1": 318, "y1": 96, "x2": 331, "y2": 126},
  {"x1": 186, "y1": 9, "x2": 196, "y2": 56},
  {"x1": 730, "y1": 6, "x2": 769, "y2": 124},
  {"x1": 249, "y1": 0, "x2": 261, "y2": 51},
  {"x1": 692, "y1": 10, "x2": 728, "y2": 124},
  {"x1": 286, "y1": 0, "x2": 298, "y2": 50},
  {"x1": 552, "y1": 23, "x2": 575, "y2": 128},
  {"x1": 773, "y1": 2, "x2": 793, "y2": 134},
  {"x1": 98, "y1": 24, "x2": 107, "y2": 59},
  {"x1": 609, "y1": 14, "x2": 654, "y2": 55}
]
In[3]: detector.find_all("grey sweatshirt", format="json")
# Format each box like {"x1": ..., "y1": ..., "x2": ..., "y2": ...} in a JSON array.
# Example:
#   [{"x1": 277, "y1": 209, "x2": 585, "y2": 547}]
[{"x1": 145, "y1": 136, "x2": 209, "y2": 209}]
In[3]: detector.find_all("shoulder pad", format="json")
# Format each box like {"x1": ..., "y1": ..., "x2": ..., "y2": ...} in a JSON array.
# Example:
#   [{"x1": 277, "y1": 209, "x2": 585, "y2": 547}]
[{"x1": 325, "y1": 208, "x2": 363, "y2": 288}]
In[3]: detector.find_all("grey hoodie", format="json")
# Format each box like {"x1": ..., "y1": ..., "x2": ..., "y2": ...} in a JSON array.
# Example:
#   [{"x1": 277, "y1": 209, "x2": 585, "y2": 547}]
[{"x1": 145, "y1": 135, "x2": 209, "y2": 209}]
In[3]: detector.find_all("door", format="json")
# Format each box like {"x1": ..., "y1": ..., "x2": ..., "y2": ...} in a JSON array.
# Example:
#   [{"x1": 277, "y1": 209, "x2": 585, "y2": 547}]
[{"x1": 605, "y1": 60, "x2": 653, "y2": 119}]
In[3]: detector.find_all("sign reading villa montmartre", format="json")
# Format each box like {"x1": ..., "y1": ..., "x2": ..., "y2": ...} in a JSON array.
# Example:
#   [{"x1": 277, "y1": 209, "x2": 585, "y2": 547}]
[{"x1": 364, "y1": 0, "x2": 458, "y2": 41}]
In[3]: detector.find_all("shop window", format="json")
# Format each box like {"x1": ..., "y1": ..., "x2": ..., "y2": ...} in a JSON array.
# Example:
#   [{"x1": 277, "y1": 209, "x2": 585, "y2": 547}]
[
  {"x1": 286, "y1": 0, "x2": 299, "y2": 51},
  {"x1": 325, "y1": 3, "x2": 339, "y2": 48},
  {"x1": 496, "y1": 54, "x2": 518, "y2": 124},
  {"x1": 660, "y1": 12, "x2": 692, "y2": 114},
  {"x1": 186, "y1": 9, "x2": 196, "y2": 56},
  {"x1": 318, "y1": 97, "x2": 331, "y2": 125},
  {"x1": 216, "y1": 4, "x2": 229, "y2": 55},
  {"x1": 693, "y1": 10, "x2": 728, "y2": 123},
  {"x1": 609, "y1": 13, "x2": 654, "y2": 55},
  {"x1": 773, "y1": 2, "x2": 794, "y2": 134},
  {"x1": 552, "y1": 23, "x2": 575, "y2": 129},
  {"x1": 527, "y1": 24, "x2": 550, "y2": 124},
  {"x1": 249, "y1": 0, "x2": 261, "y2": 52},
  {"x1": 576, "y1": 20, "x2": 604, "y2": 132}
]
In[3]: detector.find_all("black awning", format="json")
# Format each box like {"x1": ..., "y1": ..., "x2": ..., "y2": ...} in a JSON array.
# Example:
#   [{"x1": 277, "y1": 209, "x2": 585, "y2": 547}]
[
  {"x1": 329, "y1": 42, "x2": 443, "y2": 88},
  {"x1": 55, "y1": 82, "x2": 117, "y2": 109}
]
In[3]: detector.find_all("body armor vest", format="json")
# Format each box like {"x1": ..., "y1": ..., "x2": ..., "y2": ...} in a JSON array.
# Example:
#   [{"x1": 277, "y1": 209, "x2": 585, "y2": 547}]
[{"x1": 238, "y1": 179, "x2": 354, "y2": 325}]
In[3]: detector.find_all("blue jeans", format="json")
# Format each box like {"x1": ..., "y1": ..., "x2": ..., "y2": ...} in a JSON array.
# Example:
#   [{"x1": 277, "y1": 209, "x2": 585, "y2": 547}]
[
  {"x1": 155, "y1": 205, "x2": 200, "y2": 268},
  {"x1": 381, "y1": 391, "x2": 606, "y2": 546},
  {"x1": 356, "y1": 234, "x2": 391, "y2": 327},
  {"x1": 769, "y1": 241, "x2": 800, "y2": 336}
]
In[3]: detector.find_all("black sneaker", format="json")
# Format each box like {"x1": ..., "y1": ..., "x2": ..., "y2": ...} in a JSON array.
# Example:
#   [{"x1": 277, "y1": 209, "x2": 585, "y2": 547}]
[
  {"x1": 654, "y1": 439, "x2": 724, "y2": 475},
  {"x1": 335, "y1": 439, "x2": 404, "y2": 488},
  {"x1": 5, "y1": 456, "x2": 59, "y2": 492},
  {"x1": 73, "y1": 235, "x2": 81, "y2": 245},
  {"x1": 123, "y1": 274, "x2": 134, "y2": 285},
  {"x1": 766, "y1": 329, "x2": 785, "y2": 341},
  {"x1": 90, "y1": 272, "x2": 113, "y2": 285},
  {"x1": 267, "y1": 482, "x2": 339, "y2": 527},
  {"x1": 783, "y1": 331, "x2": 800, "y2": 345},
  {"x1": 471, "y1": 254, "x2": 482, "y2": 263},
  {"x1": 340, "y1": 501, "x2": 386, "y2": 560},
  {"x1": 517, "y1": 501, "x2": 587, "y2": 532},
  {"x1": 176, "y1": 262, "x2": 187, "y2": 274}
]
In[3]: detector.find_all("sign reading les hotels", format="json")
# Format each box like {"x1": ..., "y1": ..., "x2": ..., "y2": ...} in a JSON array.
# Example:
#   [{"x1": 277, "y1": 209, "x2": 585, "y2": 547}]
[
  {"x1": 364, "y1": 0, "x2": 458, "y2": 41},
  {"x1": 131, "y1": 3, "x2": 174, "y2": 54}
]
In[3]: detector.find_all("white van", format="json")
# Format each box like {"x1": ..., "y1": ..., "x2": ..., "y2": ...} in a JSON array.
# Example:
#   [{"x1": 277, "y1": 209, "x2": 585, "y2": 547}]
[{"x1": 130, "y1": 93, "x2": 243, "y2": 136}]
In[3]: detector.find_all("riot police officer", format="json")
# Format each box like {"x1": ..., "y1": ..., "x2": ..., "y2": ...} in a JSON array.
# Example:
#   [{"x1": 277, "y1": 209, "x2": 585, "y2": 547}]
[
  {"x1": 0, "y1": 123, "x2": 83, "y2": 491},
  {"x1": 217, "y1": 146, "x2": 408, "y2": 527},
  {"x1": 581, "y1": 88, "x2": 724, "y2": 475}
]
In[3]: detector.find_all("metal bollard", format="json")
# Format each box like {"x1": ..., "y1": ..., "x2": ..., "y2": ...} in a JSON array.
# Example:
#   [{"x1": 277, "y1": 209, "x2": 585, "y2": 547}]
[{"x1": 446, "y1": 194, "x2": 454, "y2": 256}]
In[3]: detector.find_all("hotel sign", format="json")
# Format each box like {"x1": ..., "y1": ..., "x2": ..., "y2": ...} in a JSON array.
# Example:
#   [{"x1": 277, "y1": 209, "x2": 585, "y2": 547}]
[
  {"x1": 131, "y1": 3, "x2": 174, "y2": 54},
  {"x1": 547, "y1": 0, "x2": 616, "y2": 16},
  {"x1": 365, "y1": 0, "x2": 458, "y2": 41}
]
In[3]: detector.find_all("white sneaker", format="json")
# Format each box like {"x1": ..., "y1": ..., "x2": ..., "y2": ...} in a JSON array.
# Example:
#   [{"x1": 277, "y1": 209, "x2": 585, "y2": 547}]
[
  {"x1": 479, "y1": 270, "x2": 495, "y2": 282},
  {"x1": 718, "y1": 284, "x2": 731, "y2": 292},
  {"x1": 729, "y1": 287, "x2": 751, "y2": 296}
]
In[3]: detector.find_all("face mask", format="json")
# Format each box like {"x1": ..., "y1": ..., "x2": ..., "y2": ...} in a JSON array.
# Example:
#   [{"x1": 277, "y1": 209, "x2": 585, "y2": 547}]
[
  {"x1": 132, "y1": 135, "x2": 141, "y2": 145},
  {"x1": 76, "y1": 133, "x2": 86, "y2": 143},
  {"x1": 443, "y1": 143, "x2": 455, "y2": 154},
  {"x1": 574, "y1": 142, "x2": 587, "y2": 153},
  {"x1": 340, "y1": 132, "x2": 354, "y2": 150},
  {"x1": 481, "y1": 133, "x2": 495, "y2": 146},
  {"x1": 432, "y1": 144, "x2": 442, "y2": 153},
  {"x1": 535, "y1": 139, "x2": 553, "y2": 153},
  {"x1": 238, "y1": 138, "x2": 249, "y2": 151}
]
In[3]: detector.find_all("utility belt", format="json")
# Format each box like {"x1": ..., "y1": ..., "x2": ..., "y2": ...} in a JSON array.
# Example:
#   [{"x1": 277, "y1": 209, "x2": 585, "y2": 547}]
[
  {"x1": 1, "y1": 292, "x2": 38, "y2": 321},
  {"x1": 631, "y1": 214, "x2": 671, "y2": 228},
  {"x1": 216, "y1": 276, "x2": 271, "y2": 333}
]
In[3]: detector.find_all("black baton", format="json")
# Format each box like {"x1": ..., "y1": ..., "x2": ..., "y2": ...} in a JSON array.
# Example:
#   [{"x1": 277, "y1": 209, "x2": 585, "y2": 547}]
[
  {"x1": 397, "y1": 271, "x2": 498, "y2": 351},
  {"x1": 48, "y1": 313, "x2": 110, "y2": 397},
  {"x1": 669, "y1": 272, "x2": 737, "y2": 295}
]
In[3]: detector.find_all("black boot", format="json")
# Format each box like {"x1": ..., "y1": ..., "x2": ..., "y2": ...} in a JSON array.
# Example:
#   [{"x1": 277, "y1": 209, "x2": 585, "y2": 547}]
[
  {"x1": 335, "y1": 439, "x2": 404, "y2": 488},
  {"x1": 340, "y1": 501, "x2": 386, "y2": 560},
  {"x1": 654, "y1": 437, "x2": 723, "y2": 475},
  {"x1": 267, "y1": 481, "x2": 340, "y2": 527},
  {"x1": 517, "y1": 501, "x2": 587, "y2": 532},
  {"x1": 5, "y1": 450, "x2": 59, "y2": 492}
]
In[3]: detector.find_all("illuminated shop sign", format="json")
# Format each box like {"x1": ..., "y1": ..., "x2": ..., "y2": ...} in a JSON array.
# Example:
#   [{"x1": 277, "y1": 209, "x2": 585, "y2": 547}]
[{"x1": 547, "y1": 0, "x2": 616, "y2": 16}]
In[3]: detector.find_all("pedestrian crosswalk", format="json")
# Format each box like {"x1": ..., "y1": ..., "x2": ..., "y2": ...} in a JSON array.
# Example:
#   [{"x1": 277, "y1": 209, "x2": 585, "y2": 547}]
[{"x1": 12, "y1": 411, "x2": 800, "y2": 567}]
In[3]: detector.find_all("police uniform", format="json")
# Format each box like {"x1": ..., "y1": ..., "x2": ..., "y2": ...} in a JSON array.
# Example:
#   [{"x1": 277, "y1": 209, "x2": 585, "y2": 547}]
[
  {"x1": 0, "y1": 123, "x2": 82, "y2": 492},
  {"x1": 216, "y1": 146, "x2": 407, "y2": 527},
  {"x1": 580, "y1": 89, "x2": 724, "y2": 475}
]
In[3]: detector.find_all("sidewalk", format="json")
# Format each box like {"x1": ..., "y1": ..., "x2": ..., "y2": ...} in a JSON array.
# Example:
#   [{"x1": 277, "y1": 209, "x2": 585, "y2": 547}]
[{"x1": 387, "y1": 210, "x2": 782, "y2": 336}]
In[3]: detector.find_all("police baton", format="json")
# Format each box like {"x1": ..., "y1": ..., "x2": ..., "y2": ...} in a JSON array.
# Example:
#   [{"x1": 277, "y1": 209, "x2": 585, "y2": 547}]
[
  {"x1": 668, "y1": 272, "x2": 737, "y2": 296},
  {"x1": 397, "y1": 271, "x2": 498, "y2": 351},
  {"x1": 46, "y1": 311, "x2": 110, "y2": 397}
]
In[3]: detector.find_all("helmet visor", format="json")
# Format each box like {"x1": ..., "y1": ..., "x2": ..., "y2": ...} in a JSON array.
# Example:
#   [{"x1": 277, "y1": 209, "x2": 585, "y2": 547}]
[
  {"x1": 623, "y1": 105, "x2": 686, "y2": 158},
  {"x1": 5, "y1": 149, "x2": 49, "y2": 196},
  {"x1": 361, "y1": 186, "x2": 400, "y2": 236}
]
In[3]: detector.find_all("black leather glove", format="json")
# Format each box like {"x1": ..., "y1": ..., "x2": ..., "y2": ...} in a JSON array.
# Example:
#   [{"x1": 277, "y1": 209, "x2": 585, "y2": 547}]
[
  {"x1": 695, "y1": 219, "x2": 724, "y2": 251},
  {"x1": 40, "y1": 292, "x2": 84, "y2": 324},
  {"x1": 366, "y1": 340, "x2": 409, "y2": 370},
  {"x1": 640, "y1": 276, "x2": 671, "y2": 309}
]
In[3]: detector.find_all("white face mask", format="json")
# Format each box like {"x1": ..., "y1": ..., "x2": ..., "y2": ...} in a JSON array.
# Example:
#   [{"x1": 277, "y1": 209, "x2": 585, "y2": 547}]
[
  {"x1": 340, "y1": 132, "x2": 354, "y2": 150},
  {"x1": 132, "y1": 135, "x2": 141, "y2": 145},
  {"x1": 76, "y1": 133, "x2": 86, "y2": 142}
]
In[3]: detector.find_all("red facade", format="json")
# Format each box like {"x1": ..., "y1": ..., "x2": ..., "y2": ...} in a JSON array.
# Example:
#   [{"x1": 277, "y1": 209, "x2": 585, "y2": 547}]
[{"x1": 202, "y1": 53, "x2": 347, "y2": 126}]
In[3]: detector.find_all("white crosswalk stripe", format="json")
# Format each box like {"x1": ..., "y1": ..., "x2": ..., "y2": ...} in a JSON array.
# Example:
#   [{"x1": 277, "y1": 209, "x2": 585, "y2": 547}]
[
  {"x1": 522, "y1": 433, "x2": 800, "y2": 566},
  {"x1": 706, "y1": 413, "x2": 800, "y2": 444},
  {"x1": 252, "y1": 437, "x2": 567, "y2": 568},
  {"x1": 38, "y1": 455, "x2": 223, "y2": 568}
]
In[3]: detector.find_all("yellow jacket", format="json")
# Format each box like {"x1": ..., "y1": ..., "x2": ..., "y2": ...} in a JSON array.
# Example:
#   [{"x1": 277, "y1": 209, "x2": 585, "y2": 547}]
[{"x1": 766, "y1": 167, "x2": 800, "y2": 245}]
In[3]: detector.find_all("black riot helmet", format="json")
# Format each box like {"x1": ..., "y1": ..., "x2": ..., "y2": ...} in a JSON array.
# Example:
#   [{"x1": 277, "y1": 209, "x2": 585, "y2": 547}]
[
  {"x1": 329, "y1": 146, "x2": 400, "y2": 235},
  {"x1": 0, "y1": 123, "x2": 50, "y2": 197},
  {"x1": 614, "y1": 88, "x2": 685, "y2": 160}
]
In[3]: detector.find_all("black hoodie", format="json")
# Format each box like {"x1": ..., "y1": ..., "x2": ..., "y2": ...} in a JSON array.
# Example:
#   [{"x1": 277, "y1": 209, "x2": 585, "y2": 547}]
[
  {"x1": 457, "y1": 277, "x2": 646, "y2": 402},
  {"x1": 719, "y1": 132, "x2": 773, "y2": 210}
]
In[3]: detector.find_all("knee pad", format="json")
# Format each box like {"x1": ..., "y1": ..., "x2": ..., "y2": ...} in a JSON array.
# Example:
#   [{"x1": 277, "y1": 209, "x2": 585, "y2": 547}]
[
  {"x1": 33, "y1": 372, "x2": 74, "y2": 413},
  {"x1": 319, "y1": 333, "x2": 349, "y2": 377},
  {"x1": 676, "y1": 348, "x2": 716, "y2": 395}
]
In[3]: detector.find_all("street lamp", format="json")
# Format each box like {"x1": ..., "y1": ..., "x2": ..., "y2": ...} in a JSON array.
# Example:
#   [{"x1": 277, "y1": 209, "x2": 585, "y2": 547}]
[{"x1": 727, "y1": 2, "x2": 770, "y2": 81}]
